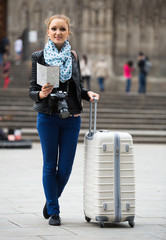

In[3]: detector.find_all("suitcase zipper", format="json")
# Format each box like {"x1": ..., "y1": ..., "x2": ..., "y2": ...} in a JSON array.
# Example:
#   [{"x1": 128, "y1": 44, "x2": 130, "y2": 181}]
[{"x1": 114, "y1": 133, "x2": 121, "y2": 222}]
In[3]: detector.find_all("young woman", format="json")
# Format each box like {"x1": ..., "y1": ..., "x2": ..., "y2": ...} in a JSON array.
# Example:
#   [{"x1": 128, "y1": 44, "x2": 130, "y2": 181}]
[{"x1": 29, "y1": 14, "x2": 99, "y2": 226}]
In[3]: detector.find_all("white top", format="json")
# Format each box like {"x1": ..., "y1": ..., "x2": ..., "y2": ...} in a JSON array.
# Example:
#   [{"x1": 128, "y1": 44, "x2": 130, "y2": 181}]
[
  {"x1": 80, "y1": 59, "x2": 91, "y2": 77},
  {"x1": 94, "y1": 60, "x2": 108, "y2": 78},
  {"x1": 14, "y1": 39, "x2": 23, "y2": 52}
]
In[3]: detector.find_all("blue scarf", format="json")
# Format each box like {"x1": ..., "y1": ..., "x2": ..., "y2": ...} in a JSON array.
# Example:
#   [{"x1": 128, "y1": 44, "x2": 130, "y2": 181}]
[{"x1": 44, "y1": 39, "x2": 72, "y2": 83}]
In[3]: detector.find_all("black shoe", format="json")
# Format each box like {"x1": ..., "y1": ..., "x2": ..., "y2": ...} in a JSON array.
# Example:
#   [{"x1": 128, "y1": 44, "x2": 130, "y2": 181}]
[
  {"x1": 49, "y1": 214, "x2": 61, "y2": 226},
  {"x1": 43, "y1": 202, "x2": 50, "y2": 219}
]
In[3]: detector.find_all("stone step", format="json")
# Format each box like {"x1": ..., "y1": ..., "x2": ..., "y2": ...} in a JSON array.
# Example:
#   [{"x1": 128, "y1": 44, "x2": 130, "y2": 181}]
[
  {"x1": 1, "y1": 87, "x2": 166, "y2": 95},
  {"x1": 1, "y1": 115, "x2": 166, "y2": 124},
  {"x1": 1, "y1": 88, "x2": 166, "y2": 98},
  {"x1": 0, "y1": 104, "x2": 165, "y2": 113},
  {"x1": 3, "y1": 128, "x2": 166, "y2": 144},
  {"x1": 1, "y1": 92, "x2": 164, "y2": 97},
  {"x1": 1, "y1": 93, "x2": 166, "y2": 99},
  {"x1": 1, "y1": 106, "x2": 166, "y2": 114},
  {"x1": 1, "y1": 91, "x2": 166, "y2": 98},
  {"x1": 1, "y1": 112, "x2": 166, "y2": 121},
  {"x1": 1, "y1": 93, "x2": 166, "y2": 100},
  {"x1": 1, "y1": 102, "x2": 166, "y2": 110},
  {"x1": 1, "y1": 101, "x2": 166, "y2": 111},
  {"x1": 1, "y1": 121, "x2": 165, "y2": 131},
  {"x1": 1, "y1": 86, "x2": 166, "y2": 143}
]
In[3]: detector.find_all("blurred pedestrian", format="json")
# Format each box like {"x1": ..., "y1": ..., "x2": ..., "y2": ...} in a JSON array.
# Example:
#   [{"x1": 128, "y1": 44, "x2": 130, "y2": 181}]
[
  {"x1": 0, "y1": 36, "x2": 10, "y2": 67},
  {"x1": 7, "y1": 128, "x2": 15, "y2": 141},
  {"x1": 80, "y1": 55, "x2": 91, "y2": 90},
  {"x1": 123, "y1": 60, "x2": 134, "y2": 93},
  {"x1": 137, "y1": 52, "x2": 147, "y2": 94},
  {"x1": 14, "y1": 37, "x2": 23, "y2": 65},
  {"x1": 0, "y1": 128, "x2": 7, "y2": 140},
  {"x1": 2, "y1": 53, "x2": 10, "y2": 89},
  {"x1": 94, "y1": 58, "x2": 109, "y2": 92}
]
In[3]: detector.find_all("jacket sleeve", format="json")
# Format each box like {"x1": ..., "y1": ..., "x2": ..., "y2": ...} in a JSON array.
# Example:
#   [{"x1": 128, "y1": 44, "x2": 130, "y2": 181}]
[
  {"x1": 77, "y1": 54, "x2": 90, "y2": 101},
  {"x1": 29, "y1": 52, "x2": 42, "y2": 103}
]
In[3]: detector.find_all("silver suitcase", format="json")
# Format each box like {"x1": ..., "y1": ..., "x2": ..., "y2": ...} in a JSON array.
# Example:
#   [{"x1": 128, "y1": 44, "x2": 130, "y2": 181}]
[{"x1": 83, "y1": 98, "x2": 135, "y2": 228}]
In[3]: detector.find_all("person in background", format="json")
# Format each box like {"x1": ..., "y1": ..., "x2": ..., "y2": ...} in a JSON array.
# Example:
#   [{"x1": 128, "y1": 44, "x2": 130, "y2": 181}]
[
  {"x1": 0, "y1": 128, "x2": 7, "y2": 140},
  {"x1": 14, "y1": 37, "x2": 23, "y2": 65},
  {"x1": 2, "y1": 53, "x2": 10, "y2": 89},
  {"x1": 80, "y1": 55, "x2": 91, "y2": 90},
  {"x1": 0, "y1": 36, "x2": 10, "y2": 67},
  {"x1": 137, "y1": 52, "x2": 147, "y2": 94},
  {"x1": 29, "y1": 14, "x2": 99, "y2": 226},
  {"x1": 7, "y1": 128, "x2": 15, "y2": 141},
  {"x1": 94, "y1": 58, "x2": 109, "y2": 92},
  {"x1": 123, "y1": 60, "x2": 134, "y2": 93}
]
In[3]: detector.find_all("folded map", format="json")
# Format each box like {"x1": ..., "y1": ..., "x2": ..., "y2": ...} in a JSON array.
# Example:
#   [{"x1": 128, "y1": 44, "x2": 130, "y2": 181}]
[{"x1": 37, "y1": 62, "x2": 60, "y2": 88}]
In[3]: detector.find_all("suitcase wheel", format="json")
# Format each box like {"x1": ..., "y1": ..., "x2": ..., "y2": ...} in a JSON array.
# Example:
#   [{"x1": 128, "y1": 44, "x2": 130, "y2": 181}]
[
  {"x1": 128, "y1": 220, "x2": 135, "y2": 228},
  {"x1": 85, "y1": 216, "x2": 91, "y2": 222},
  {"x1": 99, "y1": 221, "x2": 105, "y2": 228}
]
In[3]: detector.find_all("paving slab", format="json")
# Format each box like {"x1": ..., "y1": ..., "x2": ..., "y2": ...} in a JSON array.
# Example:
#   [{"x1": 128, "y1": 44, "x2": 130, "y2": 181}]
[{"x1": 0, "y1": 143, "x2": 166, "y2": 240}]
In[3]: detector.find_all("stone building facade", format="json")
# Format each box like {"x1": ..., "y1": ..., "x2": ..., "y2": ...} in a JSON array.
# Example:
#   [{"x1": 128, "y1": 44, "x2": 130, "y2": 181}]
[{"x1": 3, "y1": 0, "x2": 166, "y2": 90}]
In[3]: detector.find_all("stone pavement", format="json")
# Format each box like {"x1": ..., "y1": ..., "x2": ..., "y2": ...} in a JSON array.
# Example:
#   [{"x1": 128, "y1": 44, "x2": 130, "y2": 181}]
[{"x1": 0, "y1": 143, "x2": 166, "y2": 240}]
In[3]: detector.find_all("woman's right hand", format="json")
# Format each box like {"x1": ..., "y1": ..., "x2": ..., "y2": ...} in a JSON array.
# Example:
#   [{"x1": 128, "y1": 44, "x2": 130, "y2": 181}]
[{"x1": 39, "y1": 84, "x2": 54, "y2": 99}]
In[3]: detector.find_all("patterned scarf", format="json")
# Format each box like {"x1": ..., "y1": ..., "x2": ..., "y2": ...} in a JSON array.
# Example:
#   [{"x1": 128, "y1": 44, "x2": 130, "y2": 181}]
[{"x1": 44, "y1": 39, "x2": 72, "y2": 83}]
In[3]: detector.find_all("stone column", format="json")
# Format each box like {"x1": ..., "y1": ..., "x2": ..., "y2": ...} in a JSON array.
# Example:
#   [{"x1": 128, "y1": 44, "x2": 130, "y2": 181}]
[{"x1": 79, "y1": 0, "x2": 113, "y2": 89}]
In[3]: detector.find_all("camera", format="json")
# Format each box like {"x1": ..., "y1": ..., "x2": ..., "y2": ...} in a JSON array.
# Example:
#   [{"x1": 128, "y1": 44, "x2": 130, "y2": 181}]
[{"x1": 49, "y1": 91, "x2": 70, "y2": 119}]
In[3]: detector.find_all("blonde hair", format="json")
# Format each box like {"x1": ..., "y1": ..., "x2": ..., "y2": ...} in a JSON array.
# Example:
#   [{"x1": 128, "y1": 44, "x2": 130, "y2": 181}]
[{"x1": 45, "y1": 14, "x2": 73, "y2": 42}]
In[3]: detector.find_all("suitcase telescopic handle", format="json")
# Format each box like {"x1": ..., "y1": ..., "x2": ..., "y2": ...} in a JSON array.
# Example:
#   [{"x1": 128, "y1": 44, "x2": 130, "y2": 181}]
[{"x1": 88, "y1": 97, "x2": 98, "y2": 137}]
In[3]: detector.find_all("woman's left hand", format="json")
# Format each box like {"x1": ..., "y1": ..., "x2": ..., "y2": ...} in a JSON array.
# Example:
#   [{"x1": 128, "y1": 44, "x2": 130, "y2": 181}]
[{"x1": 87, "y1": 91, "x2": 100, "y2": 102}]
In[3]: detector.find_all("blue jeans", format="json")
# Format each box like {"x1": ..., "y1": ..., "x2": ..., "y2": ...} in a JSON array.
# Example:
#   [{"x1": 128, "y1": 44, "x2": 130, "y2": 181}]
[
  {"x1": 126, "y1": 78, "x2": 131, "y2": 93},
  {"x1": 138, "y1": 72, "x2": 146, "y2": 93},
  {"x1": 97, "y1": 77, "x2": 105, "y2": 91},
  {"x1": 37, "y1": 113, "x2": 81, "y2": 215}
]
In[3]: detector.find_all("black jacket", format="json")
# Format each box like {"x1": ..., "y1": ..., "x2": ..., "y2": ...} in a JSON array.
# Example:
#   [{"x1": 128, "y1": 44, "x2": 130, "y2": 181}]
[
  {"x1": 138, "y1": 59, "x2": 146, "y2": 75},
  {"x1": 29, "y1": 50, "x2": 90, "y2": 115}
]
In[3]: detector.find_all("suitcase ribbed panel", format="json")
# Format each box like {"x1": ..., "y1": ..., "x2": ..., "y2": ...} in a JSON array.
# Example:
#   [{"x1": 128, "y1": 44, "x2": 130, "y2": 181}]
[
  {"x1": 83, "y1": 131, "x2": 135, "y2": 224},
  {"x1": 119, "y1": 133, "x2": 135, "y2": 221}
]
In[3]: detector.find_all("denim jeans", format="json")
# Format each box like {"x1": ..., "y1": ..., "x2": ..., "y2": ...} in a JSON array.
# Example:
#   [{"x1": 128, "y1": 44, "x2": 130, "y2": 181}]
[
  {"x1": 37, "y1": 112, "x2": 81, "y2": 215},
  {"x1": 126, "y1": 78, "x2": 131, "y2": 93},
  {"x1": 97, "y1": 77, "x2": 105, "y2": 91},
  {"x1": 138, "y1": 72, "x2": 146, "y2": 93}
]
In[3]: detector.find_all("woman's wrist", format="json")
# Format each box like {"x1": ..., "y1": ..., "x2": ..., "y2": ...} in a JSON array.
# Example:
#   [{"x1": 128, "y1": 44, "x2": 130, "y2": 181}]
[
  {"x1": 39, "y1": 91, "x2": 44, "y2": 100},
  {"x1": 87, "y1": 91, "x2": 100, "y2": 102}
]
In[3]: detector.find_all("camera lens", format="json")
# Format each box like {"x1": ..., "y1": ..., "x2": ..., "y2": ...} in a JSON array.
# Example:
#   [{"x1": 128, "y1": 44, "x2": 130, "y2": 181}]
[
  {"x1": 59, "y1": 109, "x2": 70, "y2": 119},
  {"x1": 57, "y1": 99, "x2": 70, "y2": 119}
]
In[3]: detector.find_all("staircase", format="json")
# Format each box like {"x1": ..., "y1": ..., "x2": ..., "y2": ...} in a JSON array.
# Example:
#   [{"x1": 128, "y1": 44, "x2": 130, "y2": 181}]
[{"x1": 0, "y1": 62, "x2": 166, "y2": 143}]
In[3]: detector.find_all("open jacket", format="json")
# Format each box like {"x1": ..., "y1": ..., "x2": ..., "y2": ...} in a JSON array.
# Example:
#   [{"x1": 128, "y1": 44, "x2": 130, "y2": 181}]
[{"x1": 29, "y1": 50, "x2": 90, "y2": 115}]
